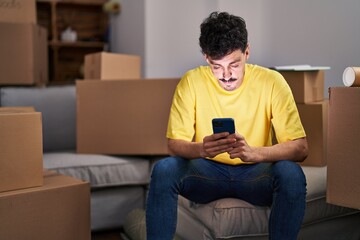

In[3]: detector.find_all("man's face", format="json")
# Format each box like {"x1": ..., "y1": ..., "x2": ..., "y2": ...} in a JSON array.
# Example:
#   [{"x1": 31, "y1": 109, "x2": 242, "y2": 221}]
[{"x1": 206, "y1": 47, "x2": 249, "y2": 91}]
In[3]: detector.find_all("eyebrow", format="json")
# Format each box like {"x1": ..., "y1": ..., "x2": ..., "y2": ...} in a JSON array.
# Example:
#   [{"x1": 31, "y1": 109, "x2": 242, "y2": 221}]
[{"x1": 209, "y1": 57, "x2": 242, "y2": 66}]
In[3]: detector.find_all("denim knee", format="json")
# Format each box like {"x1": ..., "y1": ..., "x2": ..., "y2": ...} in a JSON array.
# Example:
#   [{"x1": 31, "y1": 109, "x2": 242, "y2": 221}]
[
  {"x1": 272, "y1": 161, "x2": 307, "y2": 200},
  {"x1": 150, "y1": 156, "x2": 186, "y2": 185}
]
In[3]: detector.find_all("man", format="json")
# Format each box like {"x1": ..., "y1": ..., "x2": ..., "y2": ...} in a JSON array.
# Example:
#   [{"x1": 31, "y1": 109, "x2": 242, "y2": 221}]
[{"x1": 146, "y1": 11, "x2": 308, "y2": 240}]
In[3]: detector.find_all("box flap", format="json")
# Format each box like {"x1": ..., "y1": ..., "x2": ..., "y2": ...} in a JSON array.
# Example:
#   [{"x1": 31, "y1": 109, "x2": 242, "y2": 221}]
[{"x1": 0, "y1": 106, "x2": 35, "y2": 114}]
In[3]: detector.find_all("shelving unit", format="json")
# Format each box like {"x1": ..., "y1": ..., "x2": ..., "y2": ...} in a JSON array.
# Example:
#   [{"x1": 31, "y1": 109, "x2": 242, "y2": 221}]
[{"x1": 36, "y1": 0, "x2": 108, "y2": 84}]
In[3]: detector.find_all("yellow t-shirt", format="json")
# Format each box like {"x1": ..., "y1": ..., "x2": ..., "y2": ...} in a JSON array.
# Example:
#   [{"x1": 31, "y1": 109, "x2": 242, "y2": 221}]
[{"x1": 167, "y1": 64, "x2": 306, "y2": 165}]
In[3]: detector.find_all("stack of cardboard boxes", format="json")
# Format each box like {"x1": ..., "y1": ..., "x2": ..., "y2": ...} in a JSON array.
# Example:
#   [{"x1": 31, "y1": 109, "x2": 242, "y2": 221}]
[
  {"x1": 0, "y1": 3, "x2": 90, "y2": 236},
  {"x1": 0, "y1": 0, "x2": 47, "y2": 86},
  {"x1": 279, "y1": 68, "x2": 360, "y2": 210},
  {"x1": 327, "y1": 87, "x2": 360, "y2": 210},
  {"x1": 0, "y1": 107, "x2": 90, "y2": 239},
  {"x1": 77, "y1": 52, "x2": 180, "y2": 155},
  {"x1": 279, "y1": 69, "x2": 328, "y2": 166}
]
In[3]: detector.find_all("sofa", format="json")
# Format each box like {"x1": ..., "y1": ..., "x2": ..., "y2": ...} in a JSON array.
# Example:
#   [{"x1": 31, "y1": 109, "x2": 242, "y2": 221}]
[
  {"x1": 0, "y1": 85, "x2": 155, "y2": 231},
  {"x1": 176, "y1": 168, "x2": 360, "y2": 240},
  {"x1": 1, "y1": 84, "x2": 360, "y2": 239}
]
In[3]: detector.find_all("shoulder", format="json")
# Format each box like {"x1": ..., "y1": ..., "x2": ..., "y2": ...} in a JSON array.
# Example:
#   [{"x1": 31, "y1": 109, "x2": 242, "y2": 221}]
[
  {"x1": 246, "y1": 64, "x2": 287, "y2": 87},
  {"x1": 182, "y1": 66, "x2": 212, "y2": 80},
  {"x1": 247, "y1": 64, "x2": 283, "y2": 79},
  {"x1": 178, "y1": 66, "x2": 213, "y2": 88}
]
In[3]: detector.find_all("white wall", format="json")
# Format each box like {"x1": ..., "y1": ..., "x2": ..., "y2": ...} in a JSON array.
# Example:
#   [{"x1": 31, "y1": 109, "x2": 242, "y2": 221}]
[
  {"x1": 220, "y1": 0, "x2": 360, "y2": 97},
  {"x1": 111, "y1": 0, "x2": 360, "y2": 96},
  {"x1": 144, "y1": 0, "x2": 218, "y2": 77},
  {"x1": 110, "y1": 0, "x2": 146, "y2": 76}
]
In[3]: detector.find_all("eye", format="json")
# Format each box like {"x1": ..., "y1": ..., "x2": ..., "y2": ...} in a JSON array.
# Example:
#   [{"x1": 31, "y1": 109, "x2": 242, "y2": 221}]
[
  {"x1": 230, "y1": 65, "x2": 239, "y2": 69},
  {"x1": 212, "y1": 65, "x2": 221, "y2": 70}
]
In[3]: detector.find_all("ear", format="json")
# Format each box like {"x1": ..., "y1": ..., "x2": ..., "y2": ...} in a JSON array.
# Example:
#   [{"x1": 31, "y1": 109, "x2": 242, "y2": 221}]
[
  {"x1": 244, "y1": 43, "x2": 250, "y2": 60},
  {"x1": 204, "y1": 55, "x2": 211, "y2": 65}
]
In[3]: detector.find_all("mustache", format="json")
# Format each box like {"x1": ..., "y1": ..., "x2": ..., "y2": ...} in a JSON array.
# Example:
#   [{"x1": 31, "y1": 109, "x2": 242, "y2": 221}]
[{"x1": 219, "y1": 78, "x2": 237, "y2": 83}]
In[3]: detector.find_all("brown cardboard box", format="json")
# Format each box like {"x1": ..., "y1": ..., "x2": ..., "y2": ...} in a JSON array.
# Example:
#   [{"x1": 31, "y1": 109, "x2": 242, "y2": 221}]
[
  {"x1": 77, "y1": 78, "x2": 179, "y2": 155},
  {"x1": 0, "y1": 0, "x2": 36, "y2": 24},
  {"x1": 279, "y1": 70, "x2": 324, "y2": 103},
  {"x1": 84, "y1": 52, "x2": 141, "y2": 80},
  {"x1": 297, "y1": 100, "x2": 328, "y2": 166},
  {"x1": 0, "y1": 107, "x2": 43, "y2": 193},
  {"x1": 0, "y1": 22, "x2": 48, "y2": 86},
  {"x1": 327, "y1": 87, "x2": 360, "y2": 209},
  {"x1": 0, "y1": 171, "x2": 91, "y2": 240}
]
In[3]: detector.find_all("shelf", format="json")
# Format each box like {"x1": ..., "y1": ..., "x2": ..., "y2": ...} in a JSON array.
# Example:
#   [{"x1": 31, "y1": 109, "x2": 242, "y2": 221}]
[
  {"x1": 37, "y1": 0, "x2": 107, "y2": 5},
  {"x1": 50, "y1": 40, "x2": 106, "y2": 48},
  {"x1": 36, "y1": 0, "x2": 109, "y2": 84}
]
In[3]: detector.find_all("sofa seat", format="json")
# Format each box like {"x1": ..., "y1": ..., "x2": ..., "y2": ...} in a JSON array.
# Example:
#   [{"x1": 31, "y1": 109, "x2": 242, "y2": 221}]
[
  {"x1": 43, "y1": 152, "x2": 150, "y2": 188},
  {"x1": 43, "y1": 152, "x2": 151, "y2": 230},
  {"x1": 176, "y1": 166, "x2": 360, "y2": 240}
]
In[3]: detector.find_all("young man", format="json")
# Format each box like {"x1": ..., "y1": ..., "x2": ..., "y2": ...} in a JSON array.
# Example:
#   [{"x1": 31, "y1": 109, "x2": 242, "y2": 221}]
[{"x1": 146, "y1": 12, "x2": 308, "y2": 240}]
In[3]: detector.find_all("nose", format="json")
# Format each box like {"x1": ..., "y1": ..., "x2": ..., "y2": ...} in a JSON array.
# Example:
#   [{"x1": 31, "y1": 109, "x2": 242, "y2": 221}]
[{"x1": 223, "y1": 68, "x2": 232, "y2": 80}]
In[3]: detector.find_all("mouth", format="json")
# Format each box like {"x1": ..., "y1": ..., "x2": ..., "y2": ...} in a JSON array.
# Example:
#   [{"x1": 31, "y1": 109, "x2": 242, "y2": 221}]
[
  {"x1": 218, "y1": 78, "x2": 238, "y2": 91},
  {"x1": 219, "y1": 78, "x2": 237, "y2": 83}
]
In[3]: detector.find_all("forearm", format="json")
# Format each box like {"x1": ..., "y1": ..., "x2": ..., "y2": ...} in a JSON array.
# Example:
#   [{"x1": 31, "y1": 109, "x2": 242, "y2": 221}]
[
  {"x1": 252, "y1": 138, "x2": 308, "y2": 163},
  {"x1": 167, "y1": 138, "x2": 204, "y2": 159}
]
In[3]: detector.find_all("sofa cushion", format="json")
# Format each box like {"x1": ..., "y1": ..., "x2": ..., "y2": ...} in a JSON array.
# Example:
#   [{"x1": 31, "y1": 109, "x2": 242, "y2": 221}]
[
  {"x1": 92, "y1": 187, "x2": 146, "y2": 230},
  {"x1": 179, "y1": 197, "x2": 269, "y2": 238},
  {"x1": 43, "y1": 152, "x2": 150, "y2": 188},
  {"x1": 0, "y1": 86, "x2": 76, "y2": 152},
  {"x1": 178, "y1": 166, "x2": 360, "y2": 239}
]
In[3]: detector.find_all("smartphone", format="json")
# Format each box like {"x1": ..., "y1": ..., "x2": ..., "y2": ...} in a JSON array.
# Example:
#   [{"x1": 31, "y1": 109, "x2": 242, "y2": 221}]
[{"x1": 212, "y1": 118, "x2": 235, "y2": 134}]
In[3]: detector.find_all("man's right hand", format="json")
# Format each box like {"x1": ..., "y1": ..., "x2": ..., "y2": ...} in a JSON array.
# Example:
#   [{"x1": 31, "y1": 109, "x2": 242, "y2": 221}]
[{"x1": 201, "y1": 133, "x2": 237, "y2": 158}]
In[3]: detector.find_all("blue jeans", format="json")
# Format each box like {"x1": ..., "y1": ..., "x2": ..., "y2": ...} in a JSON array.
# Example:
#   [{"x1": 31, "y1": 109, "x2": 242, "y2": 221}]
[{"x1": 146, "y1": 156, "x2": 307, "y2": 240}]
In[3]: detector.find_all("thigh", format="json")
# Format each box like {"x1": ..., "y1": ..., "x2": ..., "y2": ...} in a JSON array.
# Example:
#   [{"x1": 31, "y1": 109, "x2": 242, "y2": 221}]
[
  {"x1": 180, "y1": 160, "x2": 276, "y2": 205},
  {"x1": 160, "y1": 158, "x2": 302, "y2": 207},
  {"x1": 151, "y1": 156, "x2": 229, "y2": 187},
  {"x1": 229, "y1": 161, "x2": 306, "y2": 207},
  {"x1": 179, "y1": 158, "x2": 235, "y2": 203},
  {"x1": 229, "y1": 162, "x2": 274, "y2": 206}
]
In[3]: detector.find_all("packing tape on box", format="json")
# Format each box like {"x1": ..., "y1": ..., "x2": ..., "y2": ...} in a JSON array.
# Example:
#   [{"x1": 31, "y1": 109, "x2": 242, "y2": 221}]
[{"x1": 343, "y1": 67, "x2": 360, "y2": 87}]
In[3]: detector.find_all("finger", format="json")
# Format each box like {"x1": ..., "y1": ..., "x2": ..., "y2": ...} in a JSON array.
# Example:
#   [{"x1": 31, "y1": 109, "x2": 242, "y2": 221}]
[
  {"x1": 207, "y1": 143, "x2": 235, "y2": 156},
  {"x1": 205, "y1": 137, "x2": 235, "y2": 149},
  {"x1": 208, "y1": 143, "x2": 233, "y2": 153},
  {"x1": 233, "y1": 132, "x2": 245, "y2": 141},
  {"x1": 212, "y1": 132, "x2": 230, "y2": 140}
]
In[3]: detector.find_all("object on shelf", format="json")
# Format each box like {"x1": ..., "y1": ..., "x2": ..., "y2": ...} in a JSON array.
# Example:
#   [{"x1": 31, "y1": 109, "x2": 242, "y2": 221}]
[
  {"x1": 61, "y1": 27, "x2": 77, "y2": 42},
  {"x1": 103, "y1": 0, "x2": 121, "y2": 14}
]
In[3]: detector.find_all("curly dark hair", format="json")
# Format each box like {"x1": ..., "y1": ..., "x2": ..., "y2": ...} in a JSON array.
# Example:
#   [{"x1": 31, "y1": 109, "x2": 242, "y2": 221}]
[{"x1": 199, "y1": 12, "x2": 248, "y2": 60}]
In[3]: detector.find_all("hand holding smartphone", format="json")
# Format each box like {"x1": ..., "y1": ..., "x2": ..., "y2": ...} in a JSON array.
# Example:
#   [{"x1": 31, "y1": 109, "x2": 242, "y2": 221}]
[{"x1": 212, "y1": 118, "x2": 235, "y2": 134}]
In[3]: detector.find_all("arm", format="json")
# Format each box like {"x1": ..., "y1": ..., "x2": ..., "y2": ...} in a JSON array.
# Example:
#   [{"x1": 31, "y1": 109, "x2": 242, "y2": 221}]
[
  {"x1": 168, "y1": 139, "x2": 203, "y2": 159},
  {"x1": 169, "y1": 133, "x2": 308, "y2": 163},
  {"x1": 228, "y1": 133, "x2": 308, "y2": 163},
  {"x1": 168, "y1": 132, "x2": 237, "y2": 160}
]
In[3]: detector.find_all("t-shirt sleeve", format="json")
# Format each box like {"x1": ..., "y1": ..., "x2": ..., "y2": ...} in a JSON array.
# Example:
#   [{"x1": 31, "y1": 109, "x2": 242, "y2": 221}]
[
  {"x1": 166, "y1": 74, "x2": 196, "y2": 141},
  {"x1": 271, "y1": 73, "x2": 306, "y2": 143}
]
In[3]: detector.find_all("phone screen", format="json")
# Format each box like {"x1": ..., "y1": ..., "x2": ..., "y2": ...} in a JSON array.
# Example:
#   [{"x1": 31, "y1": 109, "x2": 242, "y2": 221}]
[{"x1": 212, "y1": 118, "x2": 235, "y2": 134}]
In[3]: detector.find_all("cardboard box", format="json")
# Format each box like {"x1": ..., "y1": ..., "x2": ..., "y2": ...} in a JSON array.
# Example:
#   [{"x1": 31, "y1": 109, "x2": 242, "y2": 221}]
[
  {"x1": 84, "y1": 52, "x2": 141, "y2": 80},
  {"x1": 0, "y1": 171, "x2": 91, "y2": 240},
  {"x1": 297, "y1": 100, "x2": 328, "y2": 166},
  {"x1": 0, "y1": 107, "x2": 43, "y2": 193},
  {"x1": 327, "y1": 87, "x2": 360, "y2": 209},
  {"x1": 77, "y1": 78, "x2": 179, "y2": 155},
  {"x1": 0, "y1": 22, "x2": 48, "y2": 86},
  {"x1": 0, "y1": 0, "x2": 36, "y2": 24},
  {"x1": 279, "y1": 70, "x2": 324, "y2": 103}
]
